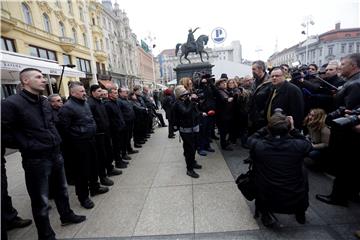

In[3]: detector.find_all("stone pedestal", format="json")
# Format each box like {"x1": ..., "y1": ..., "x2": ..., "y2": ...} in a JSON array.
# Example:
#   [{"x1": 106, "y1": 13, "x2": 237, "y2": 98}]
[{"x1": 174, "y1": 62, "x2": 214, "y2": 84}]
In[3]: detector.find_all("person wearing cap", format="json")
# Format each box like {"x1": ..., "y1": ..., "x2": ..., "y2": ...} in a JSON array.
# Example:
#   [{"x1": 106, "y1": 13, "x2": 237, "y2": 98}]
[{"x1": 172, "y1": 84, "x2": 202, "y2": 178}]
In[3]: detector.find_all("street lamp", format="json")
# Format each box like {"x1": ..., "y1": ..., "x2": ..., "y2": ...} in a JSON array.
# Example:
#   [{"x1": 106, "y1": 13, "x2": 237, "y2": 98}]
[
  {"x1": 144, "y1": 33, "x2": 157, "y2": 88},
  {"x1": 58, "y1": 64, "x2": 76, "y2": 95},
  {"x1": 301, "y1": 15, "x2": 315, "y2": 65}
]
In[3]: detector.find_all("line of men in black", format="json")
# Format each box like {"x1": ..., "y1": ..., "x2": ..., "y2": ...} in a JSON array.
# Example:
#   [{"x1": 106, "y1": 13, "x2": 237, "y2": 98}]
[
  {"x1": 1, "y1": 68, "x2": 158, "y2": 240},
  {"x1": 57, "y1": 83, "x2": 157, "y2": 210}
]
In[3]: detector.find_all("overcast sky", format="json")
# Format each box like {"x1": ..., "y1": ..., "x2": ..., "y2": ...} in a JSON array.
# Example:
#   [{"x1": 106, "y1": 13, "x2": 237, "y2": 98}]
[{"x1": 112, "y1": 0, "x2": 359, "y2": 61}]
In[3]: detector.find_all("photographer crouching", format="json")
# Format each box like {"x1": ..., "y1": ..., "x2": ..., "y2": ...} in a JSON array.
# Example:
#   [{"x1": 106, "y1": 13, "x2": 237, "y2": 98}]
[
  {"x1": 316, "y1": 53, "x2": 360, "y2": 206},
  {"x1": 172, "y1": 85, "x2": 203, "y2": 178}
]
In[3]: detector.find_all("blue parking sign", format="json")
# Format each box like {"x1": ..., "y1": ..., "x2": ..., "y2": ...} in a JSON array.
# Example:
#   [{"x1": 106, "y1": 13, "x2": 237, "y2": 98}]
[{"x1": 211, "y1": 27, "x2": 227, "y2": 44}]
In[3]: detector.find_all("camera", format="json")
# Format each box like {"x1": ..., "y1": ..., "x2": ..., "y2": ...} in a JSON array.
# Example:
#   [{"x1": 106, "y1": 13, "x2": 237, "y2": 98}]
[{"x1": 331, "y1": 107, "x2": 360, "y2": 128}]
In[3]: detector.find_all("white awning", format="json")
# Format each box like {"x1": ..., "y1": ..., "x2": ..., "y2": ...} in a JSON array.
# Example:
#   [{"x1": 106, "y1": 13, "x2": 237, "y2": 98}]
[
  {"x1": 166, "y1": 79, "x2": 177, "y2": 85},
  {"x1": 0, "y1": 50, "x2": 85, "y2": 82}
]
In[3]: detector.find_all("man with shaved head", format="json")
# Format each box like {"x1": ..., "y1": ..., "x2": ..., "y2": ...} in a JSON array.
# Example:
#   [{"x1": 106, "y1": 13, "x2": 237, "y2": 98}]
[
  {"x1": 2, "y1": 68, "x2": 85, "y2": 240},
  {"x1": 59, "y1": 81, "x2": 109, "y2": 210}
]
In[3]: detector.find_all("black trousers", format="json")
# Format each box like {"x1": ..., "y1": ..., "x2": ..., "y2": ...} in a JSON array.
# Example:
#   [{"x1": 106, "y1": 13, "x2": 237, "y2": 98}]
[
  {"x1": 167, "y1": 118, "x2": 175, "y2": 137},
  {"x1": 22, "y1": 151, "x2": 73, "y2": 240},
  {"x1": 155, "y1": 112, "x2": 166, "y2": 127},
  {"x1": 126, "y1": 121, "x2": 134, "y2": 151},
  {"x1": 70, "y1": 138, "x2": 99, "y2": 201},
  {"x1": 95, "y1": 133, "x2": 113, "y2": 178},
  {"x1": 198, "y1": 116, "x2": 211, "y2": 150},
  {"x1": 329, "y1": 130, "x2": 360, "y2": 201},
  {"x1": 111, "y1": 133, "x2": 124, "y2": 163},
  {"x1": 180, "y1": 132, "x2": 199, "y2": 171},
  {"x1": 1, "y1": 148, "x2": 17, "y2": 240},
  {"x1": 217, "y1": 119, "x2": 231, "y2": 148}
]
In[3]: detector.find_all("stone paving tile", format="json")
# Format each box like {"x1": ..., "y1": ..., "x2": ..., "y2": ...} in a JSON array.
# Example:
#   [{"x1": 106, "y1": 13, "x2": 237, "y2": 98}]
[
  {"x1": 7, "y1": 123, "x2": 360, "y2": 240},
  {"x1": 193, "y1": 182, "x2": 258, "y2": 234},
  {"x1": 330, "y1": 224, "x2": 360, "y2": 240},
  {"x1": 160, "y1": 146, "x2": 185, "y2": 163},
  {"x1": 114, "y1": 162, "x2": 160, "y2": 188},
  {"x1": 195, "y1": 230, "x2": 262, "y2": 240},
  {"x1": 152, "y1": 161, "x2": 192, "y2": 187},
  {"x1": 132, "y1": 233, "x2": 194, "y2": 240},
  {"x1": 134, "y1": 185, "x2": 194, "y2": 236},
  {"x1": 192, "y1": 150, "x2": 234, "y2": 185},
  {"x1": 260, "y1": 226, "x2": 337, "y2": 240},
  {"x1": 75, "y1": 188, "x2": 149, "y2": 238}
]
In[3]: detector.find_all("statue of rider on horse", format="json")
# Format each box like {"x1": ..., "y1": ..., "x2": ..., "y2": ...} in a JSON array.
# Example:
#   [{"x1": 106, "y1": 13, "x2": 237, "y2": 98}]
[{"x1": 176, "y1": 27, "x2": 209, "y2": 64}]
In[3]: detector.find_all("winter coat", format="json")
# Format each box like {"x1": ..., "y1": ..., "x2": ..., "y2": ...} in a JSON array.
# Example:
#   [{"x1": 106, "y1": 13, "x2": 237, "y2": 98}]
[
  {"x1": 58, "y1": 96, "x2": 97, "y2": 140},
  {"x1": 248, "y1": 128, "x2": 312, "y2": 214},
  {"x1": 2, "y1": 90, "x2": 62, "y2": 157}
]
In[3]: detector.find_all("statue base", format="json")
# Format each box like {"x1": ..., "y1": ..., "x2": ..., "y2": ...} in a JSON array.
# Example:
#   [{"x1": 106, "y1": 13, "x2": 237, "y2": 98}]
[{"x1": 174, "y1": 62, "x2": 214, "y2": 84}]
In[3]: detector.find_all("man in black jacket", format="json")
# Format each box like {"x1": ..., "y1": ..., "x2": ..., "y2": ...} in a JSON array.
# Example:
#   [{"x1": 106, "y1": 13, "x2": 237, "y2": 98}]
[
  {"x1": 58, "y1": 81, "x2": 108, "y2": 210},
  {"x1": 265, "y1": 67, "x2": 304, "y2": 129},
  {"x1": 118, "y1": 88, "x2": 139, "y2": 155},
  {"x1": 88, "y1": 85, "x2": 122, "y2": 186},
  {"x1": 2, "y1": 68, "x2": 85, "y2": 240},
  {"x1": 248, "y1": 113, "x2": 311, "y2": 227},
  {"x1": 105, "y1": 87, "x2": 129, "y2": 169},
  {"x1": 316, "y1": 53, "x2": 360, "y2": 206}
]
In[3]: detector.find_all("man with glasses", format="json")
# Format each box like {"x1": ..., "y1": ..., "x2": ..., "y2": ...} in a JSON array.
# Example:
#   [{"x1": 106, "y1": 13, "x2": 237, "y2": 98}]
[{"x1": 265, "y1": 67, "x2": 304, "y2": 129}]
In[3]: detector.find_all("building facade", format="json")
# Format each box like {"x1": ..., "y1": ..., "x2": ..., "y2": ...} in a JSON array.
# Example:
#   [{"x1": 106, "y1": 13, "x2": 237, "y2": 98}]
[
  {"x1": 1, "y1": 0, "x2": 141, "y2": 97},
  {"x1": 268, "y1": 24, "x2": 360, "y2": 68},
  {"x1": 136, "y1": 46, "x2": 155, "y2": 87}
]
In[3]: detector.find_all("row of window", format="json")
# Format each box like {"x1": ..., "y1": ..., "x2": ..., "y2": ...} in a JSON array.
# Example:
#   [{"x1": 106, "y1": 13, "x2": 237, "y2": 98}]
[
  {"x1": 1, "y1": 37, "x2": 92, "y2": 74},
  {"x1": 21, "y1": 3, "x2": 130, "y2": 51},
  {"x1": 275, "y1": 42, "x2": 360, "y2": 63}
]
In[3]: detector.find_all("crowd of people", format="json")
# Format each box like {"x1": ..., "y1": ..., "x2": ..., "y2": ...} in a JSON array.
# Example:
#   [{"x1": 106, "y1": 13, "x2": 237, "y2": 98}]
[
  {"x1": 164, "y1": 53, "x2": 360, "y2": 229},
  {"x1": 1, "y1": 52, "x2": 360, "y2": 239}
]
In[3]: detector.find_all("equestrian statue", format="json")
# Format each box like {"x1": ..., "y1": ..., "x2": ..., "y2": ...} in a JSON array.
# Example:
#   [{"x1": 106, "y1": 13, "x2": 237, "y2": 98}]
[{"x1": 175, "y1": 27, "x2": 209, "y2": 64}]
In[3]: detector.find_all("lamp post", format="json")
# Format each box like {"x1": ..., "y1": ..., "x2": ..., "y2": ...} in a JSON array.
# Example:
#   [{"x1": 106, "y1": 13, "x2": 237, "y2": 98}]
[
  {"x1": 58, "y1": 64, "x2": 76, "y2": 95},
  {"x1": 144, "y1": 33, "x2": 157, "y2": 88},
  {"x1": 301, "y1": 15, "x2": 315, "y2": 65}
]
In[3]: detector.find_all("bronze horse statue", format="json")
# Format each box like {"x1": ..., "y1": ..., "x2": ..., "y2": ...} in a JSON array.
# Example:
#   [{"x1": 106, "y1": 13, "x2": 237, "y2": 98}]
[{"x1": 175, "y1": 35, "x2": 209, "y2": 64}]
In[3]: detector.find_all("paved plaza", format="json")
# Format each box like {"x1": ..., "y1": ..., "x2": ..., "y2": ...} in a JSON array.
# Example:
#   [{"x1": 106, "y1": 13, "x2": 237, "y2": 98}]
[{"x1": 5, "y1": 126, "x2": 360, "y2": 240}]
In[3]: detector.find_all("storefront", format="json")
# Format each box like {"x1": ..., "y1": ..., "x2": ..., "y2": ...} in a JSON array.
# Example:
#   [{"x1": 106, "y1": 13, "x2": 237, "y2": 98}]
[{"x1": 1, "y1": 50, "x2": 85, "y2": 98}]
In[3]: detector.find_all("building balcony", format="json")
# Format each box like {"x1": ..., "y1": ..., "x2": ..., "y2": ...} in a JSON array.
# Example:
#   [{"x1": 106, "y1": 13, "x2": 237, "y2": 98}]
[
  {"x1": 91, "y1": 25, "x2": 103, "y2": 38},
  {"x1": 1, "y1": 10, "x2": 17, "y2": 33},
  {"x1": 94, "y1": 50, "x2": 107, "y2": 62},
  {"x1": 59, "y1": 37, "x2": 75, "y2": 53}
]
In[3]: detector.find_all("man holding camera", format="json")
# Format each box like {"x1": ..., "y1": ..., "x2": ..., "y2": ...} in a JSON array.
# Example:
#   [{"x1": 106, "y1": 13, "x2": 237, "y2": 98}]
[{"x1": 316, "y1": 53, "x2": 360, "y2": 206}]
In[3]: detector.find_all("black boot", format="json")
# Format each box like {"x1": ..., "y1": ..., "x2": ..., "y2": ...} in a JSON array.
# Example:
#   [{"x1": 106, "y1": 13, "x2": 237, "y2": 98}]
[{"x1": 6, "y1": 217, "x2": 32, "y2": 230}]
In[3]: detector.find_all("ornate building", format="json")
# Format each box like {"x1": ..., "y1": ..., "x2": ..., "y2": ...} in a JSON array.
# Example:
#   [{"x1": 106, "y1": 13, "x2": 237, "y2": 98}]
[
  {"x1": 101, "y1": 0, "x2": 138, "y2": 88},
  {"x1": 268, "y1": 23, "x2": 360, "y2": 68},
  {"x1": 1, "y1": 0, "x2": 141, "y2": 97}
]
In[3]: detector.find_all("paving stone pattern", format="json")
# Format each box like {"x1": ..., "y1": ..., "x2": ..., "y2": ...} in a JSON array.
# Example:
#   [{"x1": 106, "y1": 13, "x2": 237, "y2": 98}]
[{"x1": 5, "y1": 125, "x2": 360, "y2": 240}]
